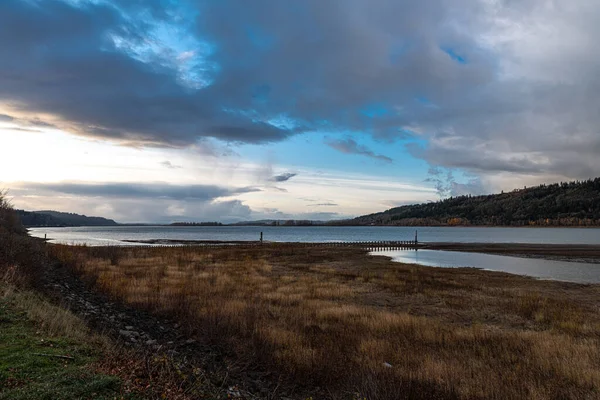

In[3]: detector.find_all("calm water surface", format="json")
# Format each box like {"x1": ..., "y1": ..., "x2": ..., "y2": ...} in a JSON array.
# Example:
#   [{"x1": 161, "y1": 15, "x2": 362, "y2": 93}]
[
  {"x1": 29, "y1": 225, "x2": 600, "y2": 246},
  {"x1": 372, "y1": 249, "x2": 600, "y2": 284}
]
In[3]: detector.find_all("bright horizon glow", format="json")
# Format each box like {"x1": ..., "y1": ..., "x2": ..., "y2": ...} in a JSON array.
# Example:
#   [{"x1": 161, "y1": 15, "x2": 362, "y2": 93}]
[{"x1": 2, "y1": 126, "x2": 439, "y2": 223}]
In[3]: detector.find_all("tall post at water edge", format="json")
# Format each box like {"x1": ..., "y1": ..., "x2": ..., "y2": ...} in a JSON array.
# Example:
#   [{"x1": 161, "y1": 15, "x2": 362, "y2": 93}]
[
  {"x1": 415, "y1": 230, "x2": 418, "y2": 245},
  {"x1": 260, "y1": 232, "x2": 263, "y2": 244}
]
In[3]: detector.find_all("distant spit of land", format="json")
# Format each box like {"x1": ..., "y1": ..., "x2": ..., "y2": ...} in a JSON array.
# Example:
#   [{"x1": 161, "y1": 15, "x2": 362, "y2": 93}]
[{"x1": 17, "y1": 210, "x2": 118, "y2": 227}]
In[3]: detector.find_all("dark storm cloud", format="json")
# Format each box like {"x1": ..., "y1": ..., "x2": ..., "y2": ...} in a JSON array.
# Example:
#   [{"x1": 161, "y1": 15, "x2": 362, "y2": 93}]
[
  {"x1": 0, "y1": 0, "x2": 293, "y2": 146},
  {"x1": 1, "y1": 0, "x2": 600, "y2": 182},
  {"x1": 270, "y1": 173, "x2": 297, "y2": 182},
  {"x1": 325, "y1": 138, "x2": 392, "y2": 163},
  {"x1": 18, "y1": 182, "x2": 259, "y2": 201},
  {"x1": 194, "y1": 0, "x2": 493, "y2": 139},
  {"x1": 0, "y1": 0, "x2": 492, "y2": 147},
  {"x1": 193, "y1": 0, "x2": 600, "y2": 181}
]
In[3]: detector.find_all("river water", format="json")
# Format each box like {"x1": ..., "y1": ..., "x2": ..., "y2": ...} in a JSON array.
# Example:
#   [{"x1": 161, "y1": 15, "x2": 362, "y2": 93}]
[
  {"x1": 371, "y1": 249, "x2": 600, "y2": 284},
  {"x1": 28, "y1": 225, "x2": 600, "y2": 246}
]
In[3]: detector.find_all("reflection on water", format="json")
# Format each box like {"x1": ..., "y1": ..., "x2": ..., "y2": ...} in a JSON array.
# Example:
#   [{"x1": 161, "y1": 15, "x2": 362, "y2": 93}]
[{"x1": 371, "y1": 249, "x2": 600, "y2": 284}]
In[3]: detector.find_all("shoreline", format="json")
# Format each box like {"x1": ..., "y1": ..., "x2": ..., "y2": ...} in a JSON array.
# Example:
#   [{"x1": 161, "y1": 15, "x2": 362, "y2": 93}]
[
  {"x1": 120, "y1": 240, "x2": 600, "y2": 268},
  {"x1": 121, "y1": 239, "x2": 600, "y2": 259},
  {"x1": 27, "y1": 224, "x2": 600, "y2": 229},
  {"x1": 38, "y1": 235, "x2": 600, "y2": 265}
]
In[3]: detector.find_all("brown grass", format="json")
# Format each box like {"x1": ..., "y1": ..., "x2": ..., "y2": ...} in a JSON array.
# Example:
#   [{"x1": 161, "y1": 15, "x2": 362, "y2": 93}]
[
  {"x1": 0, "y1": 284, "x2": 95, "y2": 343},
  {"x1": 50, "y1": 244, "x2": 600, "y2": 399}
]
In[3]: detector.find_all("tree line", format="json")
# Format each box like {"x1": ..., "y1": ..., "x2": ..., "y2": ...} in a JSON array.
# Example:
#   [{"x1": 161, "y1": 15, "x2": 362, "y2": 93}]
[{"x1": 346, "y1": 178, "x2": 600, "y2": 227}]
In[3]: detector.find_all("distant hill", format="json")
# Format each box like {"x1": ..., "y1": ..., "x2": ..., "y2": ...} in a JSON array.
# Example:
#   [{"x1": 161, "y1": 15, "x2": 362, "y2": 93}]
[
  {"x1": 348, "y1": 178, "x2": 600, "y2": 227},
  {"x1": 17, "y1": 210, "x2": 118, "y2": 227},
  {"x1": 16, "y1": 211, "x2": 66, "y2": 227}
]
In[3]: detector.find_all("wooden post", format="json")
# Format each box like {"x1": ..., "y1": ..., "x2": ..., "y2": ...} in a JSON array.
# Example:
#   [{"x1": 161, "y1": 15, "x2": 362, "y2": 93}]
[
  {"x1": 415, "y1": 230, "x2": 418, "y2": 245},
  {"x1": 260, "y1": 232, "x2": 263, "y2": 244}
]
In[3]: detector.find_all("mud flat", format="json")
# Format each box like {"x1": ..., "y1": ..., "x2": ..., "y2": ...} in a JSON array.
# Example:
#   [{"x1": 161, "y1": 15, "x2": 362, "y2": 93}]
[{"x1": 423, "y1": 242, "x2": 600, "y2": 263}]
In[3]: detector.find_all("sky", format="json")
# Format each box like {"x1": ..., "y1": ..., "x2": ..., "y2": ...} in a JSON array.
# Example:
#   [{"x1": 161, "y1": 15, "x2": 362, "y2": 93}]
[{"x1": 1, "y1": 0, "x2": 599, "y2": 223}]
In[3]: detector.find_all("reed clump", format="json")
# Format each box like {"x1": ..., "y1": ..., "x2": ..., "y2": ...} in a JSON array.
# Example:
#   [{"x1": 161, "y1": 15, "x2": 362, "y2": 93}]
[{"x1": 50, "y1": 244, "x2": 600, "y2": 399}]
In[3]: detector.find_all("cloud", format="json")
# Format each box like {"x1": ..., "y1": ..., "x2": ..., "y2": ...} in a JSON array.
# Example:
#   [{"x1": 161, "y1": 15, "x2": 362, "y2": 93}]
[
  {"x1": 10, "y1": 181, "x2": 349, "y2": 223},
  {"x1": 0, "y1": 0, "x2": 294, "y2": 146},
  {"x1": 268, "y1": 186, "x2": 288, "y2": 193},
  {"x1": 14, "y1": 182, "x2": 259, "y2": 201},
  {"x1": 152, "y1": 199, "x2": 253, "y2": 224},
  {"x1": 188, "y1": 0, "x2": 600, "y2": 184},
  {"x1": 160, "y1": 161, "x2": 182, "y2": 169},
  {"x1": 254, "y1": 157, "x2": 296, "y2": 188},
  {"x1": 10, "y1": 181, "x2": 258, "y2": 223},
  {"x1": 252, "y1": 208, "x2": 343, "y2": 221},
  {"x1": 4, "y1": 127, "x2": 44, "y2": 133},
  {"x1": 307, "y1": 203, "x2": 338, "y2": 207},
  {"x1": 425, "y1": 167, "x2": 488, "y2": 198},
  {"x1": 325, "y1": 138, "x2": 392, "y2": 163},
  {"x1": 24, "y1": 196, "x2": 253, "y2": 224},
  {"x1": 0, "y1": 0, "x2": 599, "y2": 187},
  {"x1": 270, "y1": 172, "x2": 297, "y2": 182}
]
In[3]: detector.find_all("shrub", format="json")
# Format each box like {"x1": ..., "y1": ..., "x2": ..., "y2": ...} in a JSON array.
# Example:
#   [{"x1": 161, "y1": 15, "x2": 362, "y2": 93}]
[{"x1": 0, "y1": 189, "x2": 43, "y2": 287}]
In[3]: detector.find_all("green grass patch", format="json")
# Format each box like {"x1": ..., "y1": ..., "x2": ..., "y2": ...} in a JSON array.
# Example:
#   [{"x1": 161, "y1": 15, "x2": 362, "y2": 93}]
[{"x1": 0, "y1": 288, "x2": 134, "y2": 400}]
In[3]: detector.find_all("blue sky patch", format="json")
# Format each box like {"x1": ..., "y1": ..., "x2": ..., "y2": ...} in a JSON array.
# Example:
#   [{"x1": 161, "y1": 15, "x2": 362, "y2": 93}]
[{"x1": 441, "y1": 46, "x2": 467, "y2": 64}]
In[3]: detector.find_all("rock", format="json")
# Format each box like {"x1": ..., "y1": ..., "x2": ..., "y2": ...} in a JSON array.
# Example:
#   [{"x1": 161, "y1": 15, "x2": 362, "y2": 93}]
[
  {"x1": 119, "y1": 330, "x2": 136, "y2": 337},
  {"x1": 125, "y1": 325, "x2": 134, "y2": 330},
  {"x1": 383, "y1": 362, "x2": 393, "y2": 368},
  {"x1": 227, "y1": 386, "x2": 242, "y2": 398},
  {"x1": 146, "y1": 339, "x2": 157, "y2": 346}
]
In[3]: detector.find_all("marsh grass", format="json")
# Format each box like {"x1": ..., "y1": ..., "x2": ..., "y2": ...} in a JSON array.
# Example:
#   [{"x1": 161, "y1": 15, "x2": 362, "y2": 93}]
[{"x1": 51, "y1": 244, "x2": 600, "y2": 399}]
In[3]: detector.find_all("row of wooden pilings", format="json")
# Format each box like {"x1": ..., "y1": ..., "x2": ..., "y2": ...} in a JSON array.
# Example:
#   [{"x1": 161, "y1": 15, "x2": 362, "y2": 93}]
[{"x1": 114, "y1": 240, "x2": 420, "y2": 250}]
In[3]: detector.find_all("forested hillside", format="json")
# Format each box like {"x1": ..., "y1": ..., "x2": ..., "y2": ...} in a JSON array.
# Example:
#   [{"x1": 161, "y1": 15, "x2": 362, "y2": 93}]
[
  {"x1": 350, "y1": 178, "x2": 600, "y2": 227},
  {"x1": 17, "y1": 210, "x2": 118, "y2": 227}
]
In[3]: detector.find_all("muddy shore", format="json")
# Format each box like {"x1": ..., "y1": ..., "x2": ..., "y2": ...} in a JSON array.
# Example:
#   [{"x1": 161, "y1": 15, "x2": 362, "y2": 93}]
[{"x1": 422, "y1": 242, "x2": 600, "y2": 263}]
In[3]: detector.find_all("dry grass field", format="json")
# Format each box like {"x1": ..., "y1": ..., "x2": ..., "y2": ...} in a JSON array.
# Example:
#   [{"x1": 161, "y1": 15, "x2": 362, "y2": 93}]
[{"x1": 50, "y1": 244, "x2": 600, "y2": 399}]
